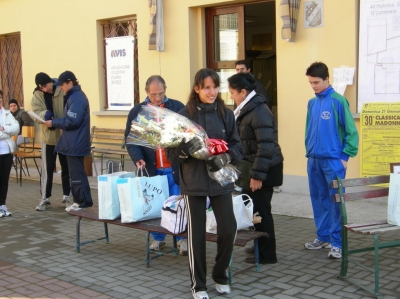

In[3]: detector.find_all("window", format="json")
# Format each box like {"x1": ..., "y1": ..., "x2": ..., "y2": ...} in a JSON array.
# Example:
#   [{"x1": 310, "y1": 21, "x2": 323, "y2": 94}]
[
  {"x1": 102, "y1": 19, "x2": 139, "y2": 109},
  {"x1": 0, "y1": 34, "x2": 24, "y2": 107}
]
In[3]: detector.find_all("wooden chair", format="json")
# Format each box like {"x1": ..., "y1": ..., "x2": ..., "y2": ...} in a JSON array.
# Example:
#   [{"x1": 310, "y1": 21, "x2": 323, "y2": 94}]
[
  {"x1": 13, "y1": 126, "x2": 41, "y2": 186},
  {"x1": 11, "y1": 135, "x2": 22, "y2": 182}
]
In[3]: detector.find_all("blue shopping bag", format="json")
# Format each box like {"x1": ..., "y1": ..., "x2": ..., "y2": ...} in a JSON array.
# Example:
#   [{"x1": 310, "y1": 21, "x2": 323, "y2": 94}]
[
  {"x1": 117, "y1": 173, "x2": 169, "y2": 223},
  {"x1": 98, "y1": 171, "x2": 135, "y2": 220}
]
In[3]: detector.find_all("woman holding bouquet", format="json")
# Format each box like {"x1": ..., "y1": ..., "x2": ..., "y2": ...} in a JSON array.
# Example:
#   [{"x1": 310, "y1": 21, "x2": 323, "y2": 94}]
[
  {"x1": 228, "y1": 72, "x2": 283, "y2": 265},
  {"x1": 166, "y1": 69, "x2": 243, "y2": 299}
]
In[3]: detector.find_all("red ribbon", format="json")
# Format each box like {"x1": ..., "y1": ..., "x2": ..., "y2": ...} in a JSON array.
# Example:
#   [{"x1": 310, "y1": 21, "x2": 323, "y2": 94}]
[{"x1": 208, "y1": 138, "x2": 228, "y2": 155}]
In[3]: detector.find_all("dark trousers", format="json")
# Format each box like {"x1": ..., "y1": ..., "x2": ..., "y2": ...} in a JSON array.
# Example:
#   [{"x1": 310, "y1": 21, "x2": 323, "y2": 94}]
[
  {"x1": 40, "y1": 143, "x2": 70, "y2": 199},
  {"x1": 242, "y1": 186, "x2": 277, "y2": 263},
  {"x1": 67, "y1": 156, "x2": 92, "y2": 208},
  {"x1": 185, "y1": 193, "x2": 237, "y2": 293},
  {"x1": 0, "y1": 153, "x2": 13, "y2": 206}
]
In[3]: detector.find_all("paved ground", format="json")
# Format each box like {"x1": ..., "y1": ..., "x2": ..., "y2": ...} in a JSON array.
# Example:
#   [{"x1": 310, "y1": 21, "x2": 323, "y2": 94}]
[{"x1": 1, "y1": 169, "x2": 399, "y2": 299}]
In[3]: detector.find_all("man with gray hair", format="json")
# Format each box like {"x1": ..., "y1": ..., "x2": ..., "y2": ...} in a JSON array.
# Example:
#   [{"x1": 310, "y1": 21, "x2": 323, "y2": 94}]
[{"x1": 124, "y1": 75, "x2": 188, "y2": 255}]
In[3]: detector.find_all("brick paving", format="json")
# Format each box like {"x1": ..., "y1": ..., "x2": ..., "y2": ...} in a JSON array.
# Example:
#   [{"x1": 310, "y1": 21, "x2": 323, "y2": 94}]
[{"x1": 1, "y1": 177, "x2": 399, "y2": 299}]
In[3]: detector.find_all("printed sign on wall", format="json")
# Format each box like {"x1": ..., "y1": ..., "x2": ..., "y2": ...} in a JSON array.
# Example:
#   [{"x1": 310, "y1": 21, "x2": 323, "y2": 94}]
[
  {"x1": 358, "y1": 0, "x2": 400, "y2": 112},
  {"x1": 360, "y1": 102, "x2": 400, "y2": 177},
  {"x1": 105, "y1": 36, "x2": 134, "y2": 110}
]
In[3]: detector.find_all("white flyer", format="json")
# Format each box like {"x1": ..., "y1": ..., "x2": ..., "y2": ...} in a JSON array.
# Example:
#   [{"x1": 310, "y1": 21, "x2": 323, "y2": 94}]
[{"x1": 27, "y1": 111, "x2": 45, "y2": 123}]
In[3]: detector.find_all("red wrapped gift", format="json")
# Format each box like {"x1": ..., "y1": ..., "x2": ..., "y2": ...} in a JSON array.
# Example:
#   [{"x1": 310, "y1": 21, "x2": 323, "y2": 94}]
[{"x1": 208, "y1": 138, "x2": 228, "y2": 155}]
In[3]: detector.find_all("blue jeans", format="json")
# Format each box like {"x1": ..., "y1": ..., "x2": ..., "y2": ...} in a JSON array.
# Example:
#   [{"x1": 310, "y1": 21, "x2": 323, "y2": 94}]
[{"x1": 151, "y1": 167, "x2": 184, "y2": 242}]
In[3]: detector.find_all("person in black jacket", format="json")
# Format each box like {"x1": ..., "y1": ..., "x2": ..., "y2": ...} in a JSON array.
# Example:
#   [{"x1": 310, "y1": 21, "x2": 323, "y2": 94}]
[
  {"x1": 166, "y1": 69, "x2": 243, "y2": 299},
  {"x1": 124, "y1": 75, "x2": 187, "y2": 255},
  {"x1": 44, "y1": 71, "x2": 92, "y2": 211},
  {"x1": 8, "y1": 99, "x2": 34, "y2": 145},
  {"x1": 235, "y1": 60, "x2": 272, "y2": 110},
  {"x1": 228, "y1": 73, "x2": 283, "y2": 265}
]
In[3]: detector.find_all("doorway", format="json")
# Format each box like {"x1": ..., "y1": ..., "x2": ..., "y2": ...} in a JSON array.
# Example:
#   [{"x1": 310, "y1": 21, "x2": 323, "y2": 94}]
[{"x1": 206, "y1": 1, "x2": 277, "y2": 119}]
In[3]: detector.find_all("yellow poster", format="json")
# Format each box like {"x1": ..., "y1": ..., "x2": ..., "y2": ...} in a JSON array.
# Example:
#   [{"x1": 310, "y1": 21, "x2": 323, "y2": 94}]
[{"x1": 360, "y1": 102, "x2": 400, "y2": 177}]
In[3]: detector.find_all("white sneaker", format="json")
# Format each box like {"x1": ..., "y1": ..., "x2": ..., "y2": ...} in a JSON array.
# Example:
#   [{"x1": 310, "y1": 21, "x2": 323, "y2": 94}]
[
  {"x1": 149, "y1": 240, "x2": 165, "y2": 251},
  {"x1": 0, "y1": 205, "x2": 12, "y2": 217},
  {"x1": 36, "y1": 199, "x2": 51, "y2": 211},
  {"x1": 215, "y1": 283, "x2": 231, "y2": 294},
  {"x1": 193, "y1": 291, "x2": 209, "y2": 299},
  {"x1": 62, "y1": 195, "x2": 72, "y2": 207},
  {"x1": 65, "y1": 203, "x2": 80, "y2": 212},
  {"x1": 304, "y1": 239, "x2": 332, "y2": 250},
  {"x1": 273, "y1": 187, "x2": 281, "y2": 193},
  {"x1": 177, "y1": 239, "x2": 188, "y2": 256},
  {"x1": 328, "y1": 246, "x2": 342, "y2": 259}
]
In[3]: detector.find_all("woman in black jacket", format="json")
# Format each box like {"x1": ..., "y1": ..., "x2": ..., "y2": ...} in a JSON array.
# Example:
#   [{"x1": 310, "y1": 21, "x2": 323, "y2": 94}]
[
  {"x1": 166, "y1": 69, "x2": 243, "y2": 299},
  {"x1": 228, "y1": 73, "x2": 283, "y2": 265}
]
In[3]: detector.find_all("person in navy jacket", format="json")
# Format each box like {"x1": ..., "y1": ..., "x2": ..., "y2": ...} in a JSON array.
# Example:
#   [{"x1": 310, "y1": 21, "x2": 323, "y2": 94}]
[
  {"x1": 124, "y1": 75, "x2": 187, "y2": 255},
  {"x1": 44, "y1": 71, "x2": 93, "y2": 211}
]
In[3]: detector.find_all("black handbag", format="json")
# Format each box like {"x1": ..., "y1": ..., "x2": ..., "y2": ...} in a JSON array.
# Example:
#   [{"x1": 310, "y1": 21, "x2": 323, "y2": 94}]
[
  {"x1": 235, "y1": 160, "x2": 283, "y2": 189},
  {"x1": 235, "y1": 160, "x2": 253, "y2": 188},
  {"x1": 265, "y1": 162, "x2": 283, "y2": 187}
]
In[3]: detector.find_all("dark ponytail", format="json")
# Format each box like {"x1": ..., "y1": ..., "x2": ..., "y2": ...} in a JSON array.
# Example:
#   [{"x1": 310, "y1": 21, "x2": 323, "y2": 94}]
[{"x1": 227, "y1": 73, "x2": 255, "y2": 93}]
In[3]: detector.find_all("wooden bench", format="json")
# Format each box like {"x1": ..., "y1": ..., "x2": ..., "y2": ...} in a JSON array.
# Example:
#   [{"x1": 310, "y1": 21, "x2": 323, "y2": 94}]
[
  {"x1": 90, "y1": 126, "x2": 129, "y2": 175},
  {"x1": 331, "y1": 175, "x2": 400, "y2": 299},
  {"x1": 68, "y1": 207, "x2": 268, "y2": 284}
]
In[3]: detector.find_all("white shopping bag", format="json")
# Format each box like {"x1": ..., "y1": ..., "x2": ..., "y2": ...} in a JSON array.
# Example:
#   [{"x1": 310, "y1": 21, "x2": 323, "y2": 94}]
[
  {"x1": 117, "y1": 172, "x2": 169, "y2": 223},
  {"x1": 232, "y1": 194, "x2": 254, "y2": 230},
  {"x1": 205, "y1": 194, "x2": 254, "y2": 234},
  {"x1": 161, "y1": 195, "x2": 187, "y2": 233},
  {"x1": 388, "y1": 173, "x2": 400, "y2": 226},
  {"x1": 98, "y1": 171, "x2": 135, "y2": 220},
  {"x1": 206, "y1": 208, "x2": 217, "y2": 234}
]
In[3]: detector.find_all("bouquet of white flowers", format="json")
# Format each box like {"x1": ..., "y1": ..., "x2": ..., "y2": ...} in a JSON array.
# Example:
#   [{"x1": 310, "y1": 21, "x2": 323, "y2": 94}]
[{"x1": 126, "y1": 105, "x2": 238, "y2": 186}]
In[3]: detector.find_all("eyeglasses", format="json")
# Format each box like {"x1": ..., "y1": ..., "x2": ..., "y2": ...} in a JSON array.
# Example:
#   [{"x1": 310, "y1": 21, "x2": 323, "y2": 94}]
[{"x1": 149, "y1": 92, "x2": 165, "y2": 99}]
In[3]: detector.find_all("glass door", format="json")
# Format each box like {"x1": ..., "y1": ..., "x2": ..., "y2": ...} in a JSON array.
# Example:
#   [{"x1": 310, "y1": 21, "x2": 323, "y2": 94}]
[{"x1": 206, "y1": 6, "x2": 245, "y2": 106}]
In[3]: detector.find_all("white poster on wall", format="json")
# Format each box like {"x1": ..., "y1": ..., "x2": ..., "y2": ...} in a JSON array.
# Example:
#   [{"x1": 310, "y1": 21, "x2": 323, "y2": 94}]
[
  {"x1": 105, "y1": 36, "x2": 134, "y2": 110},
  {"x1": 358, "y1": 0, "x2": 400, "y2": 112},
  {"x1": 332, "y1": 67, "x2": 355, "y2": 96}
]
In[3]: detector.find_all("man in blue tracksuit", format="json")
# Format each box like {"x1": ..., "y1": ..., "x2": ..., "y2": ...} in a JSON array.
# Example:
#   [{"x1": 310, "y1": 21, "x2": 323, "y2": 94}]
[
  {"x1": 44, "y1": 71, "x2": 93, "y2": 211},
  {"x1": 304, "y1": 62, "x2": 359, "y2": 259}
]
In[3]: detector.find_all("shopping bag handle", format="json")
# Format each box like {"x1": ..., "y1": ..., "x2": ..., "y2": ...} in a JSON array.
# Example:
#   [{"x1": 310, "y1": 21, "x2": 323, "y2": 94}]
[
  {"x1": 240, "y1": 194, "x2": 253, "y2": 205},
  {"x1": 136, "y1": 167, "x2": 150, "y2": 177},
  {"x1": 107, "y1": 161, "x2": 113, "y2": 173},
  {"x1": 106, "y1": 161, "x2": 123, "y2": 174}
]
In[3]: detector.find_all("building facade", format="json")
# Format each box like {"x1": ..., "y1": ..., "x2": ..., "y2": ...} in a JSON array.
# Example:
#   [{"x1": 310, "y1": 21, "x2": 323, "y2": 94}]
[{"x1": 0, "y1": 0, "x2": 361, "y2": 193}]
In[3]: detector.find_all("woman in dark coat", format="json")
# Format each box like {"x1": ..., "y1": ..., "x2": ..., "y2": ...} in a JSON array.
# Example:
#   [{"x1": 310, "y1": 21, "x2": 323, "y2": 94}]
[
  {"x1": 166, "y1": 69, "x2": 243, "y2": 299},
  {"x1": 228, "y1": 73, "x2": 283, "y2": 264}
]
